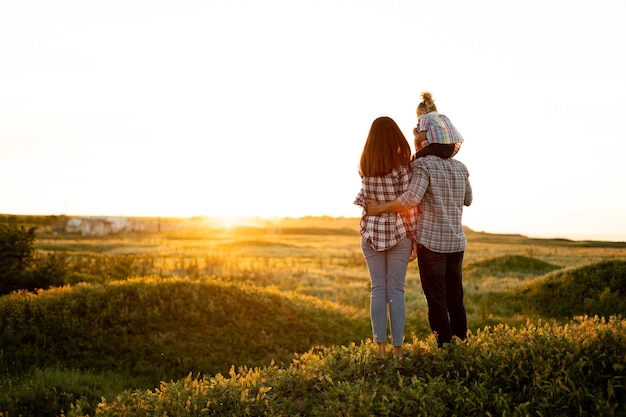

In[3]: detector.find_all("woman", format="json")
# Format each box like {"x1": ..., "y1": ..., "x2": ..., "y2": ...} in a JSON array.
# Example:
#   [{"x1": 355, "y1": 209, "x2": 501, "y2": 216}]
[{"x1": 354, "y1": 116, "x2": 417, "y2": 358}]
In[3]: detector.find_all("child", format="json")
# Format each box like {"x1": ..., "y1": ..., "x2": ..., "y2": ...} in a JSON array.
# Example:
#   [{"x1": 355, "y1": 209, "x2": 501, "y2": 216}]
[{"x1": 412, "y1": 92, "x2": 463, "y2": 160}]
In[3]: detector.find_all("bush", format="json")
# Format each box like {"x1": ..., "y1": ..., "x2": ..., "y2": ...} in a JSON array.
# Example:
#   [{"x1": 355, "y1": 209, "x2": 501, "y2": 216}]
[
  {"x1": 0, "y1": 224, "x2": 36, "y2": 295},
  {"x1": 0, "y1": 224, "x2": 68, "y2": 295}
]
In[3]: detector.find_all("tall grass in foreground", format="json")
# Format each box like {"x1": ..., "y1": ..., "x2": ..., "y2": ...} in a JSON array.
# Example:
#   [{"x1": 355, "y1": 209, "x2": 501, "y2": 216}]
[{"x1": 66, "y1": 316, "x2": 625, "y2": 417}]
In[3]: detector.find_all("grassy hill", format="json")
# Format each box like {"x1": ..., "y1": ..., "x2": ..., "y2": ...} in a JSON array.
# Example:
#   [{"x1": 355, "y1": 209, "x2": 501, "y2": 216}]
[
  {"x1": 0, "y1": 276, "x2": 368, "y2": 376},
  {"x1": 521, "y1": 259, "x2": 626, "y2": 319},
  {"x1": 464, "y1": 254, "x2": 562, "y2": 278}
]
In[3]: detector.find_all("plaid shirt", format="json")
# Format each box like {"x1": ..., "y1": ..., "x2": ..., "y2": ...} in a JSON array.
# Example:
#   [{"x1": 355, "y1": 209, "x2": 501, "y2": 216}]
[
  {"x1": 398, "y1": 156, "x2": 472, "y2": 253},
  {"x1": 417, "y1": 112, "x2": 464, "y2": 145},
  {"x1": 354, "y1": 167, "x2": 417, "y2": 251}
]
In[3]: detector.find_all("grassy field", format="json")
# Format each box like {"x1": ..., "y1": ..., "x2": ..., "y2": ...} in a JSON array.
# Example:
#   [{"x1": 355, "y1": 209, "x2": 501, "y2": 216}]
[{"x1": 0, "y1": 215, "x2": 625, "y2": 416}]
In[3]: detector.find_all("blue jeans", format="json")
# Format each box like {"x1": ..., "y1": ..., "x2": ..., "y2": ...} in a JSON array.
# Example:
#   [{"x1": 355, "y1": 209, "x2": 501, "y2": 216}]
[
  {"x1": 416, "y1": 244, "x2": 467, "y2": 347},
  {"x1": 361, "y1": 237, "x2": 412, "y2": 346}
]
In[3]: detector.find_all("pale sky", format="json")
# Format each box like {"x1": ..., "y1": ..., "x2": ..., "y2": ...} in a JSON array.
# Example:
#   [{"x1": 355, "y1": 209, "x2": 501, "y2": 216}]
[{"x1": 1, "y1": 0, "x2": 625, "y2": 241}]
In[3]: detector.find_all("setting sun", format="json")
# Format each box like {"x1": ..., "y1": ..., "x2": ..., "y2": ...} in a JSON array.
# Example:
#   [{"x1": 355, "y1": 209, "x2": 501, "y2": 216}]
[{"x1": 209, "y1": 215, "x2": 266, "y2": 230}]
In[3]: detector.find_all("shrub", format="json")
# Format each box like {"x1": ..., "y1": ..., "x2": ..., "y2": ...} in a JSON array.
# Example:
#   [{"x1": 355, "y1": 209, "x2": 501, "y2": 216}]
[
  {"x1": 0, "y1": 224, "x2": 36, "y2": 295},
  {"x1": 0, "y1": 224, "x2": 69, "y2": 295}
]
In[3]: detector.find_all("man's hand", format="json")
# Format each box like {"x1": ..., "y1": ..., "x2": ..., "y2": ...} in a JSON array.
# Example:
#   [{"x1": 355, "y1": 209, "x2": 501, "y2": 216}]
[
  {"x1": 366, "y1": 198, "x2": 405, "y2": 215},
  {"x1": 366, "y1": 199, "x2": 383, "y2": 216}
]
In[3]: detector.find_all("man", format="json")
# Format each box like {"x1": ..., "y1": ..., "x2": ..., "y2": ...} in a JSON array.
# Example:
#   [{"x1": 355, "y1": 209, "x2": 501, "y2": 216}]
[{"x1": 367, "y1": 141, "x2": 472, "y2": 347}]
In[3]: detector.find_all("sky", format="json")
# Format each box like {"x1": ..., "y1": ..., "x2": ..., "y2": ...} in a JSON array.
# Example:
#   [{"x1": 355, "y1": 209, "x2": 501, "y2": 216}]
[{"x1": 1, "y1": 0, "x2": 625, "y2": 241}]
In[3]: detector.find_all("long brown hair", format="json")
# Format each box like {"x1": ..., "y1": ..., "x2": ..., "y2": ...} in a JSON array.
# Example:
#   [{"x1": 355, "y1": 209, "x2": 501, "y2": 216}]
[{"x1": 359, "y1": 116, "x2": 412, "y2": 177}]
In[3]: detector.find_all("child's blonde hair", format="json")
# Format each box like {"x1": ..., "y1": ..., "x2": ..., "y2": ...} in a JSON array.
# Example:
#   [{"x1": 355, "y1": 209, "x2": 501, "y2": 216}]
[{"x1": 417, "y1": 91, "x2": 437, "y2": 115}]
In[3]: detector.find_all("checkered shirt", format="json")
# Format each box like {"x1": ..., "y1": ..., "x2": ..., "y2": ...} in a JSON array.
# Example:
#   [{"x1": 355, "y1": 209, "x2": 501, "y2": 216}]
[
  {"x1": 398, "y1": 156, "x2": 472, "y2": 253},
  {"x1": 354, "y1": 167, "x2": 417, "y2": 251},
  {"x1": 417, "y1": 112, "x2": 464, "y2": 145}
]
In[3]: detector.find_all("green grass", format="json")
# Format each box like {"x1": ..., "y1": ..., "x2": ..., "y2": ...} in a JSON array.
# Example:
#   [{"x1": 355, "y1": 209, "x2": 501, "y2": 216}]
[
  {"x1": 0, "y1": 215, "x2": 625, "y2": 416},
  {"x1": 66, "y1": 316, "x2": 626, "y2": 417}
]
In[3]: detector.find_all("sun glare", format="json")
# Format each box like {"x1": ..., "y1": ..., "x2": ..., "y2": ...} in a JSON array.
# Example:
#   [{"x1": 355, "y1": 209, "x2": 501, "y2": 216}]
[
  {"x1": 213, "y1": 215, "x2": 241, "y2": 229},
  {"x1": 211, "y1": 215, "x2": 267, "y2": 230}
]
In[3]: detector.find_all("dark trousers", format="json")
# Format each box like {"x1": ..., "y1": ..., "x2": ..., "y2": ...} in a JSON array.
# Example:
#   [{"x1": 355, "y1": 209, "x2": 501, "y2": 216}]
[{"x1": 416, "y1": 245, "x2": 467, "y2": 347}]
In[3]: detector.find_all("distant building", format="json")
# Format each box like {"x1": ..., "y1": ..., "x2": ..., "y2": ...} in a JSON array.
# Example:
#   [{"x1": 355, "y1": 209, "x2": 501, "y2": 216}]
[{"x1": 65, "y1": 216, "x2": 144, "y2": 236}]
